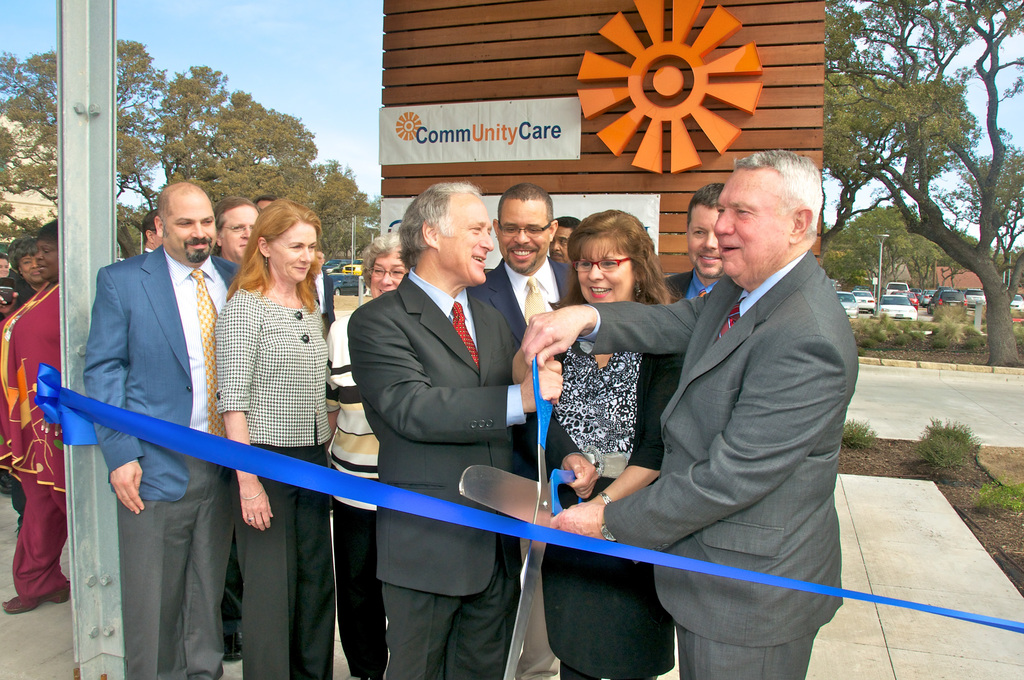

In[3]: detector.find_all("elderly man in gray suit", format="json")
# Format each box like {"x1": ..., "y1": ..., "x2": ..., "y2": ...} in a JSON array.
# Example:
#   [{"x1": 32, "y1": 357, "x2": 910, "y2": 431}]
[
  {"x1": 522, "y1": 150, "x2": 858, "y2": 679},
  {"x1": 348, "y1": 182, "x2": 562, "y2": 680}
]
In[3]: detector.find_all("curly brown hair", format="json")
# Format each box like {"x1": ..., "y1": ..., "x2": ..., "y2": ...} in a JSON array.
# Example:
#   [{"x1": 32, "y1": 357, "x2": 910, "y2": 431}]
[{"x1": 558, "y1": 210, "x2": 674, "y2": 307}]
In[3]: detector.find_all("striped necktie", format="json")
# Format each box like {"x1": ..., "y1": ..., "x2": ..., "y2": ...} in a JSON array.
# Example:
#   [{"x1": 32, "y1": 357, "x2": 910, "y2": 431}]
[
  {"x1": 191, "y1": 270, "x2": 226, "y2": 436},
  {"x1": 451, "y1": 301, "x2": 479, "y2": 367},
  {"x1": 719, "y1": 301, "x2": 741, "y2": 338}
]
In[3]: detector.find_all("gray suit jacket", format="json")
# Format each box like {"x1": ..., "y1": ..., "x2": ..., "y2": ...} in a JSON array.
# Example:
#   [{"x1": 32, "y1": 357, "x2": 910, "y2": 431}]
[
  {"x1": 599, "y1": 252, "x2": 858, "y2": 646},
  {"x1": 83, "y1": 248, "x2": 237, "y2": 501},
  {"x1": 348, "y1": 278, "x2": 521, "y2": 596}
]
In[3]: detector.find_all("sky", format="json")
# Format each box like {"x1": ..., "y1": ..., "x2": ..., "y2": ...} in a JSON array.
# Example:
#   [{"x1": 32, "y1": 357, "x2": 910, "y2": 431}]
[{"x1": 6, "y1": 1, "x2": 384, "y2": 197}]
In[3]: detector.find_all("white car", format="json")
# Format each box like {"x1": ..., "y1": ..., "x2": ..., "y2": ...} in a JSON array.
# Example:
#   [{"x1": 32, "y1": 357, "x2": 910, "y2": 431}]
[
  {"x1": 885, "y1": 282, "x2": 910, "y2": 294},
  {"x1": 1012, "y1": 294, "x2": 1024, "y2": 312},
  {"x1": 878, "y1": 295, "x2": 918, "y2": 320},
  {"x1": 851, "y1": 289, "x2": 876, "y2": 313},
  {"x1": 837, "y1": 291, "x2": 860, "y2": 319},
  {"x1": 964, "y1": 288, "x2": 986, "y2": 306}
]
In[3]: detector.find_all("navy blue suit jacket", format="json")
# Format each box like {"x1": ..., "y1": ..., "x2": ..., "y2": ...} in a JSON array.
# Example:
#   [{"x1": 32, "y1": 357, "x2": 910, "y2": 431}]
[
  {"x1": 468, "y1": 259, "x2": 570, "y2": 345},
  {"x1": 83, "y1": 248, "x2": 238, "y2": 501}
]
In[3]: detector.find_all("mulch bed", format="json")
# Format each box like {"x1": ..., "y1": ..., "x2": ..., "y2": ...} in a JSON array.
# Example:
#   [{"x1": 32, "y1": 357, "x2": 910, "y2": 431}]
[
  {"x1": 839, "y1": 438, "x2": 1024, "y2": 596},
  {"x1": 858, "y1": 338, "x2": 990, "y2": 365}
]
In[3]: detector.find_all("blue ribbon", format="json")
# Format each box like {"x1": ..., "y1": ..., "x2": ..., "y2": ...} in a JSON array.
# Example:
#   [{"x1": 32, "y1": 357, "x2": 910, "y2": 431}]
[{"x1": 36, "y1": 364, "x2": 1024, "y2": 634}]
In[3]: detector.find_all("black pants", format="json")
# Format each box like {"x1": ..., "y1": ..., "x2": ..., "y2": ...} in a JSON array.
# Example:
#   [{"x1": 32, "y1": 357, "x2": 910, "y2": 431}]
[
  {"x1": 332, "y1": 498, "x2": 387, "y2": 679},
  {"x1": 235, "y1": 443, "x2": 335, "y2": 680}
]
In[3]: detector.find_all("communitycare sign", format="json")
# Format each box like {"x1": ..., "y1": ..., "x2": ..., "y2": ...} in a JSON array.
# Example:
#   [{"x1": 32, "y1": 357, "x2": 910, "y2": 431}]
[{"x1": 379, "y1": 98, "x2": 581, "y2": 165}]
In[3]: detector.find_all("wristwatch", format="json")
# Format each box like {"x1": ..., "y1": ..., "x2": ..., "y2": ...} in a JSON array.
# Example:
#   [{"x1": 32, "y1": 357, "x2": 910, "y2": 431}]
[{"x1": 600, "y1": 520, "x2": 616, "y2": 542}]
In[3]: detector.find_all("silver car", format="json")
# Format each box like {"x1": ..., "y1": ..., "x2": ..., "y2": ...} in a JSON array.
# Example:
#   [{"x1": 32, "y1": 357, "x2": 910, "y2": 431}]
[{"x1": 837, "y1": 291, "x2": 860, "y2": 319}]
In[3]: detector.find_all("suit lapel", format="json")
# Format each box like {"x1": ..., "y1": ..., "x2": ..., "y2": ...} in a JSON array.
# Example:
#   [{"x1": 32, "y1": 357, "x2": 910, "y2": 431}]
[
  {"x1": 675, "y1": 253, "x2": 819, "y2": 395},
  {"x1": 398, "y1": 279, "x2": 481, "y2": 375},
  {"x1": 140, "y1": 248, "x2": 190, "y2": 375},
  {"x1": 487, "y1": 265, "x2": 526, "y2": 344}
]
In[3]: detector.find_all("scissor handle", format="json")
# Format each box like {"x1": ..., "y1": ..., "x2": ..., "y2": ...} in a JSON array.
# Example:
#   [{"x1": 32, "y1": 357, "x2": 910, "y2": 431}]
[
  {"x1": 549, "y1": 469, "x2": 583, "y2": 516},
  {"x1": 532, "y1": 358, "x2": 552, "y2": 445}
]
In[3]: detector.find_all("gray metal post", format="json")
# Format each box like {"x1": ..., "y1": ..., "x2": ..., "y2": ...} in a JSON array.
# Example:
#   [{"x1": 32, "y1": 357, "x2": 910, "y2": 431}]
[{"x1": 58, "y1": 0, "x2": 125, "y2": 677}]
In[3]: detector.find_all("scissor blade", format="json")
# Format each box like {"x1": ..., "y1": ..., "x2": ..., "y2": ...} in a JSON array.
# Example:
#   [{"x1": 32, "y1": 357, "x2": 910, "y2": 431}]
[
  {"x1": 459, "y1": 465, "x2": 551, "y2": 525},
  {"x1": 502, "y1": 540, "x2": 547, "y2": 679}
]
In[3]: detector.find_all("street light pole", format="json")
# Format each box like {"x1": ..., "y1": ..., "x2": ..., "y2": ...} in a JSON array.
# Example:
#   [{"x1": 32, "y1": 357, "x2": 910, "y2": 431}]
[{"x1": 875, "y1": 233, "x2": 889, "y2": 316}]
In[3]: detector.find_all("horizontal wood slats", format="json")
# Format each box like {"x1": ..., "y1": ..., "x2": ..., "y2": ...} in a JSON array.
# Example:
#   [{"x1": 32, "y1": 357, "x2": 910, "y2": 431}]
[{"x1": 382, "y1": 0, "x2": 825, "y2": 273}]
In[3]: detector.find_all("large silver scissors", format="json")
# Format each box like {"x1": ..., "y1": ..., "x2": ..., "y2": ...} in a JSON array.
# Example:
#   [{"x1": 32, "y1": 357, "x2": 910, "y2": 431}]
[{"x1": 459, "y1": 358, "x2": 577, "y2": 679}]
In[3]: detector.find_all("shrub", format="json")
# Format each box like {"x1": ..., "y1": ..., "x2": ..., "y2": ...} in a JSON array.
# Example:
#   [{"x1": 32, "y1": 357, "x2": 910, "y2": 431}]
[
  {"x1": 930, "y1": 335, "x2": 950, "y2": 349},
  {"x1": 963, "y1": 335, "x2": 986, "y2": 350},
  {"x1": 916, "y1": 419, "x2": 980, "y2": 469},
  {"x1": 977, "y1": 481, "x2": 1024, "y2": 513},
  {"x1": 843, "y1": 420, "x2": 877, "y2": 449},
  {"x1": 933, "y1": 305, "x2": 968, "y2": 324},
  {"x1": 892, "y1": 332, "x2": 911, "y2": 346}
]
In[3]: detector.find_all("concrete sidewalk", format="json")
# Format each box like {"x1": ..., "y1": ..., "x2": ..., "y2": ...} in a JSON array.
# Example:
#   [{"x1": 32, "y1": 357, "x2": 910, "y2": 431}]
[{"x1": 2, "y1": 363, "x2": 1023, "y2": 678}]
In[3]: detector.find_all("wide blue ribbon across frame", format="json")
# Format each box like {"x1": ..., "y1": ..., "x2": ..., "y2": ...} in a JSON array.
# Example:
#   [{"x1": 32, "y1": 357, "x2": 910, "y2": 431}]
[{"x1": 36, "y1": 364, "x2": 1024, "y2": 634}]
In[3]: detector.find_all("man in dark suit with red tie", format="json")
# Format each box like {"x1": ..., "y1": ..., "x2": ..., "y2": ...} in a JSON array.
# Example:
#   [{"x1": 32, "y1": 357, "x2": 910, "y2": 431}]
[{"x1": 348, "y1": 182, "x2": 562, "y2": 680}]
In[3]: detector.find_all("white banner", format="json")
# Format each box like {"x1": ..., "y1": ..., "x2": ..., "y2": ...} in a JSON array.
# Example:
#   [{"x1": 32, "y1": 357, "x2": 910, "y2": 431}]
[
  {"x1": 380, "y1": 98, "x2": 581, "y2": 165},
  {"x1": 381, "y1": 194, "x2": 661, "y2": 271}
]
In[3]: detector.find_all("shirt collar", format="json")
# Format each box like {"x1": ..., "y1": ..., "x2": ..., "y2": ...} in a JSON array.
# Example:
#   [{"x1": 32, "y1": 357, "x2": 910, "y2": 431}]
[
  {"x1": 504, "y1": 258, "x2": 555, "y2": 296},
  {"x1": 738, "y1": 252, "x2": 806, "y2": 316},
  {"x1": 408, "y1": 268, "x2": 470, "y2": 318},
  {"x1": 165, "y1": 250, "x2": 218, "y2": 285}
]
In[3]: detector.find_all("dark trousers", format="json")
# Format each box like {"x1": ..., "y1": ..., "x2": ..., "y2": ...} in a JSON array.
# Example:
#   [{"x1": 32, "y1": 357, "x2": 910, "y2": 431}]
[
  {"x1": 676, "y1": 625, "x2": 818, "y2": 680},
  {"x1": 221, "y1": 534, "x2": 243, "y2": 635},
  {"x1": 235, "y1": 443, "x2": 335, "y2": 680},
  {"x1": 332, "y1": 498, "x2": 387, "y2": 679},
  {"x1": 382, "y1": 554, "x2": 517, "y2": 680},
  {"x1": 118, "y1": 458, "x2": 232, "y2": 680},
  {"x1": 560, "y1": 664, "x2": 655, "y2": 680}
]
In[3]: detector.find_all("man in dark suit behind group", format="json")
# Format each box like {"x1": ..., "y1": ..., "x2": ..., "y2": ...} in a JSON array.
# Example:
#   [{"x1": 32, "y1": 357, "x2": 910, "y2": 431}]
[
  {"x1": 524, "y1": 150, "x2": 858, "y2": 679},
  {"x1": 348, "y1": 182, "x2": 562, "y2": 680},
  {"x1": 469, "y1": 182, "x2": 570, "y2": 345},
  {"x1": 84, "y1": 182, "x2": 238, "y2": 678},
  {"x1": 666, "y1": 182, "x2": 725, "y2": 300}
]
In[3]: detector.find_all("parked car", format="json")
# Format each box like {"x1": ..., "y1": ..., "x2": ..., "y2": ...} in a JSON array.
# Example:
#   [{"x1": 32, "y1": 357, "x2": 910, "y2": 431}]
[
  {"x1": 837, "y1": 291, "x2": 860, "y2": 319},
  {"x1": 879, "y1": 295, "x2": 918, "y2": 320},
  {"x1": 921, "y1": 289, "x2": 936, "y2": 306},
  {"x1": 928, "y1": 289, "x2": 967, "y2": 314},
  {"x1": 852, "y1": 289, "x2": 876, "y2": 313},
  {"x1": 852, "y1": 285, "x2": 873, "y2": 293},
  {"x1": 963, "y1": 288, "x2": 986, "y2": 306},
  {"x1": 341, "y1": 263, "x2": 363, "y2": 276},
  {"x1": 1011, "y1": 294, "x2": 1024, "y2": 313},
  {"x1": 905, "y1": 291, "x2": 920, "y2": 308},
  {"x1": 885, "y1": 282, "x2": 910, "y2": 294}
]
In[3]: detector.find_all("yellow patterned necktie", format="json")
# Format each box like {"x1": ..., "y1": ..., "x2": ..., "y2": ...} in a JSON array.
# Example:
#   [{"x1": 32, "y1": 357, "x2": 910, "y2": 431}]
[
  {"x1": 524, "y1": 276, "x2": 545, "y2": 323},
  {"x1": 191, "y1": 269, "x2": 226, "y2": 437}
]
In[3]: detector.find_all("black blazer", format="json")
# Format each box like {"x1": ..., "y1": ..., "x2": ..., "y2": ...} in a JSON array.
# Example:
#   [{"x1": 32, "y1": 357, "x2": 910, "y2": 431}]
[
  {"x1": 542, "y1": 350, "x2": 682, "y2": 678},
  {"x1": 468, "y1": 259, "x2": 570, "y2": 345},
  {"x1": 348, "y1": 278, "x2": 521, "y2": 596}
]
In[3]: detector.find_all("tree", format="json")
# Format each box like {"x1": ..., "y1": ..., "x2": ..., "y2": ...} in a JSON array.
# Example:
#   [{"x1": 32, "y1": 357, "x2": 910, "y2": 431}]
[
  {"x1": 823, "y1": 206, "x2": 943, "y2": 289},
  {"x1": 827, "y1": 0, "x2": 1024, "y2": 366},
  {"x1": 0, "y1": 50, "x2": 58, "y2": 236},
  {"x1": 313, "y1": 162, "x2": 379, "y2": 260},
  {"x1": 1, "y1": 42, "x2": 378, "y2": 258}
]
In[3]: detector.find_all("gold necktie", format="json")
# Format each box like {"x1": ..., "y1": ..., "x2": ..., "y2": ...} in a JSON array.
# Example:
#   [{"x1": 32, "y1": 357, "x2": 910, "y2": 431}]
[
  {"x1": 524, "y1": 276, "x2": 545, "y2": 323},
  {"x1": 191, "y1": 270, "x2": 226, "y2": 437}
]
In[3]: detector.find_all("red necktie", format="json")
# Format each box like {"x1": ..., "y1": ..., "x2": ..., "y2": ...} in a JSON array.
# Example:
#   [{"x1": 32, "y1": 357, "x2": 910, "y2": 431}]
[
  {"x1": 719, "y1": 302, "x2": 741, "y2": 338},
  {"x1": 451, "y1": 301, "x2": 479, "y2": 367}
]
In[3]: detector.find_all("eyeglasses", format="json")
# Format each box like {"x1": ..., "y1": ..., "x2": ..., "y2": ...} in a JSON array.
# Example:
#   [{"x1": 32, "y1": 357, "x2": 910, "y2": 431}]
[
  {"x1": 497, "y1": 222, "x2": 552, "y2": 236},
  {"x1": 371, "y1": 267, "x2": 407, "y2": 280},
  {"x1": 225, "y1": 224, "x2": 252, "y2": 234},
  {"x1": 572, "y1": 257, "x2": 631, "y2": 272}
]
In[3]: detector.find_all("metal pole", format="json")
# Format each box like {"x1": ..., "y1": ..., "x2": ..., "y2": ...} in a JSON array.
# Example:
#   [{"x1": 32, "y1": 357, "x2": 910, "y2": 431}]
[
  {"x1": 58, "y1": 0, "x2": 125, "y2": 677},
  {"x1": 875, "y1": 233, "x2": 888, "y2": 316}
]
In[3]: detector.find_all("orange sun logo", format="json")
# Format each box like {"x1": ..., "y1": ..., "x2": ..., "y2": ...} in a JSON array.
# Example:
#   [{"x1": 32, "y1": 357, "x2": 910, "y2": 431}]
[
  {"x1": 577, "y1": 0, "x2": 763, "y2": 173},
  {"x1": 395, "y1": 112, "x2": 422, "y2": 141}
]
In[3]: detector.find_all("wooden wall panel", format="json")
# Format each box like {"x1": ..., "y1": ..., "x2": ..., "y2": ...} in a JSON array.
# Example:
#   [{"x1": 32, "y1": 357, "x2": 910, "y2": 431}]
[{"x1": 382, "y1": 0, "x2": 825, "y2": 273}]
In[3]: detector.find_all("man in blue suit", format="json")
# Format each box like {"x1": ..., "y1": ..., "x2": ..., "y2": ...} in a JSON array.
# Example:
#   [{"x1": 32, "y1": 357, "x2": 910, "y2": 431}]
[
  {"x1": 84, "y1": 182, "x2": 239, "y2": 679},
  {"x1": 469, "y1": 183, "x2": 569, "y2": 346}
]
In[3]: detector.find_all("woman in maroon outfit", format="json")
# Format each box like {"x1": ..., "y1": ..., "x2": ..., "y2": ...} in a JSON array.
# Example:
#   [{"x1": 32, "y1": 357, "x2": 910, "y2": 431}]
[{"x1": 0, "y1": 221, "x2": 68, "y2": 615}]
